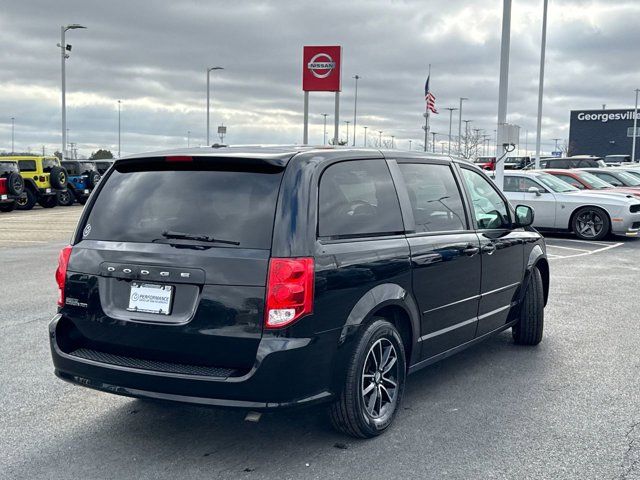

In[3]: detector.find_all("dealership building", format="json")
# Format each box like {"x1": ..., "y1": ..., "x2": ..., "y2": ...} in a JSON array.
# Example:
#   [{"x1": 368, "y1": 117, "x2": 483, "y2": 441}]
[{"x1": 568, "y1": 109, "x2": 640, "y2": 157}]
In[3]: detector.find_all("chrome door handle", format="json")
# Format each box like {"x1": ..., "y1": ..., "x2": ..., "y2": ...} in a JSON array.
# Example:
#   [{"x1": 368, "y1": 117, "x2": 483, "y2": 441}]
[
  {"x1": 482, "y1": 243, "x2": 496, "y2": 255},
  {"x1": 462, "y1": 245, "x2": 480, "y2": 256}
]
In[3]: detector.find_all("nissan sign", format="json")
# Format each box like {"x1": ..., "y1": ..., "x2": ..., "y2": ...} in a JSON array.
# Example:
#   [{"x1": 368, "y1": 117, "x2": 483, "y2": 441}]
[{"x1": 303, "y1": 46, "x2": 342, "y2": 92}]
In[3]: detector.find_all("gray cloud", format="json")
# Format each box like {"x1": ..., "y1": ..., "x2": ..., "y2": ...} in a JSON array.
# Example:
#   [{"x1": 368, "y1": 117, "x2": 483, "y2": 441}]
[{"x1": 0, "y1": 0, "x2": 638, "y2": 157}]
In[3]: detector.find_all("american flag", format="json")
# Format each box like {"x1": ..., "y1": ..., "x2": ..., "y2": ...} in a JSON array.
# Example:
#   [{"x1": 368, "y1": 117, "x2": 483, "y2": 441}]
[{"x1": 425, "y1": 76, "x2": 438, "y2": 114}]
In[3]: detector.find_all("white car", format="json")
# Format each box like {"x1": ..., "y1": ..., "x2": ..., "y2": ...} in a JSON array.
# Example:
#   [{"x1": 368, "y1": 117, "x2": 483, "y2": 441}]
[{"x1": 503, "y1": 171, "x2": 640, "y2": 240}]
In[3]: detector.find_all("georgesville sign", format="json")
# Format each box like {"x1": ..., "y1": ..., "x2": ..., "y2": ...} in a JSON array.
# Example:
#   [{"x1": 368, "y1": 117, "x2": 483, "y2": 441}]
[
  {"x1": 303, "y1": 46, "x2": 342, "y2": 92},
  {"x1": 569, "y1": 109, "x2": 640, "y2": 157}
]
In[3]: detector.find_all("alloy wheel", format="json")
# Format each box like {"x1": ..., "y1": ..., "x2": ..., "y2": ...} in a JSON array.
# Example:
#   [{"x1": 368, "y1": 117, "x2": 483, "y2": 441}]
[
  {"x1": 576, "y1": 210, "x2": 604, "y2": 239},
  {"x1": 361, "y1": 338, "x2": 399, "y2": 419}
]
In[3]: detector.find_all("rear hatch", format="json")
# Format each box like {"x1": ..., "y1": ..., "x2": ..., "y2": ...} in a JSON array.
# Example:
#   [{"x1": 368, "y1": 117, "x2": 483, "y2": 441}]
[{"x1": 60, "y1": 156, "x2": 285, "y2": 370}]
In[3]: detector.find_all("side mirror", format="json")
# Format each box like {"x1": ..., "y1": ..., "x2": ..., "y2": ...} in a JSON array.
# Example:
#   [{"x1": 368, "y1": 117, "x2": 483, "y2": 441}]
[
  {"x1": 527, "y1": 186, "x2": 542, "y2": 196},
  {"x1": 514, "y1": 204, "x2": 535, "y2": 228}
]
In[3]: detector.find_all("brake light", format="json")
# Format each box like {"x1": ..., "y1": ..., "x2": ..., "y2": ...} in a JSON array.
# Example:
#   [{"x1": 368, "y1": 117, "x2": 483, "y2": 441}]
[
  {"x1": 39, "y1": 176, "x2": 46, "y2": 182},
  {"x1": 265, "y1": 258, "x2": 314, "y2": 328},
  {"x1": 55, "y1": 245, "x2": 72, "y2": 307},
  {"x1": 165, "y1": 156, "x2": 193, "y2": 162},
  {"x1": 0, "y1": 179, "x2": 6, "y2": 195}
]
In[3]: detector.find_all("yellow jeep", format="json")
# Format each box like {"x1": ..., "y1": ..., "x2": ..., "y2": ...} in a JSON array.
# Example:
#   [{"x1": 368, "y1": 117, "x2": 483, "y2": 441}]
[{"x1": 7, "y1": 156, "x2": 68, "y2": 210}]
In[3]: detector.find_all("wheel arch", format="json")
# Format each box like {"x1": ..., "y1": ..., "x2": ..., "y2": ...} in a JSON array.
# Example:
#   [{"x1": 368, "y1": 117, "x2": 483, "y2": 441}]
[
  {"x1": 568, "y1": 204, "x2": 611, "y2": 234},
  {"x1": 526, "y1": 245, "x2": 550, "y2": 306},
  {"x1": 338, "y1": 283, "x2": 420, "y2": 367}
]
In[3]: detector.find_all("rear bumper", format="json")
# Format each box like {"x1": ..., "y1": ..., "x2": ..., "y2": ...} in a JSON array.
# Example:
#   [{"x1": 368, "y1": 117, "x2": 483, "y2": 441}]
[
  {"x1": 38, "y1": 188, "x2": 61, "y2": 197},
  {"x1": 0, "y1": 194, "x2": 18, "y2": 204},
  {"x1": 49, "y1": 314, "x2": 338, "y2": 410}
]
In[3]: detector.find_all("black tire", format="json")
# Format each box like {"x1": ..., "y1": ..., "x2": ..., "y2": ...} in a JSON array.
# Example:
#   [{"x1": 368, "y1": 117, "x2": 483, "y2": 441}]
[
  {"x1": 329, "y1": 318, "x2": 406, "y2": 438},
  {"x1": 38, "y1": 195, "x2": 58, "y2": 208},
  {"x1": 512, "y1": 266, "x2": 544, "y2": 345},
  {"x1": 0, "y1": 202, "x2": 16, "y2": 212},
  {"x1": 49, "y1": 166, "x2": 67, "y2": 190},
  {"x1": 87, "y1": 171, "x2": 101, "y2": 188},
  {"x1": 571, "y1": 207, "x2": 610, "y2": 241},
  {"x1": 57, "y1": 189, "x2": 75, "y2": 206},
  {"x1": 7, "y1": 172, "x2": 24, "y2": 195},
  {"x1": 16, "y1": 188, "x2": 36, "y2": 210}
]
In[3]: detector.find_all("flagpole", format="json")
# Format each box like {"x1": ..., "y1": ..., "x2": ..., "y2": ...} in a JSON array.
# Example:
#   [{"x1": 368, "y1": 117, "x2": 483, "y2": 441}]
[{"x1": 424, "y1": 64, "x2": 431, "y2": 152}]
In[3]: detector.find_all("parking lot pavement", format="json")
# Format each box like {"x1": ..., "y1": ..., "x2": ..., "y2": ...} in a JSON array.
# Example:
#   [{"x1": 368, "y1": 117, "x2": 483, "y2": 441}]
[
  {"x1": 1, "y1": 213, "x2": 640, "y2": 479},
  {"x1": 0, "y1": 206, "x2": 83, "y2": 247}
]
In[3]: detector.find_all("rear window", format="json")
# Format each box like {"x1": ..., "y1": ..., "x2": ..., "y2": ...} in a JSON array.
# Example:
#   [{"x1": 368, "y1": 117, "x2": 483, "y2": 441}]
[{"x1": 82, "y1": 160, "x2": 284, "y2": 249}]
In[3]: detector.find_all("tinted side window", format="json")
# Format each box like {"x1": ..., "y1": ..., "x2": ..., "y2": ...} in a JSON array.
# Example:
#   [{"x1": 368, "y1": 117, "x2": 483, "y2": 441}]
[
  {"x1": 397, "y1": 163, "x2": 466, "y2": 232},
  {"x1": 461, "y1": 168, "x2": 510, "y2": 230},
  {"x1": 18, "y1": 160, "x2": 36, "y2": 171},
  {"x1": 504, "y1": 176, "x2": 541, "y2": 192},
  {"x1": 319, "y1": 160, "x2": 403, "y2": 238}
]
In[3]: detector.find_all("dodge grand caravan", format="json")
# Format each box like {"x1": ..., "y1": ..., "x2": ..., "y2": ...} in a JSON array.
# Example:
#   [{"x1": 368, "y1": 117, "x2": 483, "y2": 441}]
[{"x1": 50, "y1": 146, "x2": 549, "y2": 438}]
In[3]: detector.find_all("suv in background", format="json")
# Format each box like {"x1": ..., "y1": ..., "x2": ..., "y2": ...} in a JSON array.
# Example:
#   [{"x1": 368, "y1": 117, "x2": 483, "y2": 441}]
[
  {"x1": 50, "y1": 146, "x2": 549, "y2": 438},
  {"x1": 474, "y1": 156, "x2": 496, "y2": 170},
  {"x1": 504, "y1": 156, "x2": 532, "y2": 170},
  {"x1": 58, "y1": 161, "x2": 102, "y2": 206},
  {"x1": 539, "y1": 156, "x2": 605, "y2": 169},
  {"x1": 604, "y1": 155, "x2": 632, "y2": 166},
  {"x1": 8, "y1": 156, "x2": 68, "y2": 210},
  {"x1": 0, "y1": 160, "x2": 25, "y2": 212},
  {"x1": 92, "y1": 160, "x2": 114, "y2": 175}
]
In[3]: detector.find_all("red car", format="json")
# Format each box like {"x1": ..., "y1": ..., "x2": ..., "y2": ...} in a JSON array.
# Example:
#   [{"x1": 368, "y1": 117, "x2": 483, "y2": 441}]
[
  {"x1": 545, "y1": 169, "x2": 640, "y2": 199},
  {"x1": 474, "y1": 156, "x2": 496, "y2": 171}
]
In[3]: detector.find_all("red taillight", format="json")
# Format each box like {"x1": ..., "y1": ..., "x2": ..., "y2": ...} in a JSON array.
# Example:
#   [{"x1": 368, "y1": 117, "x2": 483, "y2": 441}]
[
  {"x1": 265, "y1": 257, "x2": 314, "y2": 329},
  {"x1": 165, "y1": 156, "x2": 193, "y2": 162},
  {"x1": 0, "y1": 179, "x2": 7, "y2": 195},
  {"x1": 55, "y1": 245, "x2": 72, "y2": 307}
]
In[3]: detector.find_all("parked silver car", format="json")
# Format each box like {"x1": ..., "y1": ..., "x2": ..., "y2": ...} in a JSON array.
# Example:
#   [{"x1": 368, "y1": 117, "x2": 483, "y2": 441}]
[{"x1": 503, "y1": 171, "x2": 640, "y2": 240}]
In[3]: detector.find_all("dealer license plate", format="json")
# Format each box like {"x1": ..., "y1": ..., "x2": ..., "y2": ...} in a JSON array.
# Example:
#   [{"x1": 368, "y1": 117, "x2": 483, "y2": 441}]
[{"x1": 127, "y1": 282, "x2": 173, "y2": 315}]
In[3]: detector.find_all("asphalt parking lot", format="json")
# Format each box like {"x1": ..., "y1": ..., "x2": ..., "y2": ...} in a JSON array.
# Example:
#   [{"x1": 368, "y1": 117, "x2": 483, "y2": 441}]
[{"x1": 1, "y1": 207, "x2": 639, "y2": 479}]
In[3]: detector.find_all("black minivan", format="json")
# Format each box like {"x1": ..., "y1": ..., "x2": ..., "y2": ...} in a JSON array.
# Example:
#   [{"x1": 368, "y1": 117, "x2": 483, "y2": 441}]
[{"x1": 50, "y1": 146, "x2": 549, "y2": 438}]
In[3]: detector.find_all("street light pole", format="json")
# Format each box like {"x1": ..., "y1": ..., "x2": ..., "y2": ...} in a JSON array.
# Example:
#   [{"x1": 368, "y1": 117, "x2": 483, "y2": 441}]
[
  {"x1": 553, "y1": 138, "x2": 561, "y2": 153},
  {"x1": 431, "y1": 132, "x2": 437, "y2": 153},
  {"x1": 409, "y1": 140, "x2": 412, "y2": 150},
  {"x1": 187, "y1": 130, "x2": 191, "y2": 148},
  {"x1": 344, "y1": 121, "x2": 350, "y2": 144},
  {"x1": 391, "y1": 135, "x2": 395, "y2": 149},
  {"x1": 632, "y1": 88, "x2": 639, "y2": 162},
  {"x1": 378, "y1": 130, "x2": 383, "y2": 147},
  {"x1": 206, "y1": 66, "x2": 224, "y2": 146},
  {"x1": 535, "y1": 0, "x2": 548, "y2": 169},
  {"x1": 363, "y1": 126, "x2": 368, "y2": 147},
  {"x1": 446, "y1": 107, "x2": 458, "y2": 155},
  {"x1": 117, "y1": 100, "x2": 121, "y2": 158},
  {"x1": 463, "y1": 119, "x2": 472, "y2": 157},
  {"x1": 495, "y1": 0, "x2": 512, "y2": 189},
  {"x1": 59, "y1": 24, "x2": 86, "y2": 159},
  {"x1": 458, "y1": 97, "x2": 468, "y2": 154},
  {"x1": 322, "y1": 114, "x2": 328, "y2": 145},
  {"x1": 11, "y1": 117, "x2": 15, "y2": 153},
  {"x1": 352, "y1": 75, "x2": 360, "y2": 146}
]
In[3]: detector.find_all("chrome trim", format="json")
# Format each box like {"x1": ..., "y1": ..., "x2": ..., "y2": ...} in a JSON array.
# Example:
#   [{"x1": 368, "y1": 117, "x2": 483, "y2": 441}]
[
  {"x1": 481, "y1": 282, "x2": 520, "y2": 297},
  {"x1": 418, "y1": 317, "x2": 478, "y2": 342},
  {"x1": 478, "y1": 304, "x2": 511, "y2": 320},
  {"x1": 419, "y1": 303, "x2": 513, "y2": 342},
  {"x1": 423, "y1": 294, "x2": 481, "y2": 315}
]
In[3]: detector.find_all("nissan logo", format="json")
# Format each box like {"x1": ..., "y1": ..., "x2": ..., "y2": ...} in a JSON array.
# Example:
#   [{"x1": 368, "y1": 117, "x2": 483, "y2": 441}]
[{"x1": 307, "y1": 53, "x2": 335, "y2": 79}]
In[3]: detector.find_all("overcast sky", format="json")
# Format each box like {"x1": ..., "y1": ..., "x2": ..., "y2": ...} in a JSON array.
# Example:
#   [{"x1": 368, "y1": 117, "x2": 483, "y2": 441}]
[{"x1": 0, "y1": 0, "x2": 638, "y2": 158}]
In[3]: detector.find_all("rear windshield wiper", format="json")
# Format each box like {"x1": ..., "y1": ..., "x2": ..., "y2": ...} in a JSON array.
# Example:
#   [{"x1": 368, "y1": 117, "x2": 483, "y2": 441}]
[{"x1": 161, "y1": 230, "x2": 240, "y2": 246}]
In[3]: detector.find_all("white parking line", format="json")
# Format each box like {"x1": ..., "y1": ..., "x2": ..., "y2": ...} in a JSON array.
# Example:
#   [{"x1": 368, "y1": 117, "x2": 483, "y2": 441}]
[
  {"x1": 547, "y1": 237, "x2": 618, "y2": 246},
  {"x1": 547, "y1": 242, "x2": 623, "y2": 260},
  {"x1": 0, "y1": 239, "x2": 47, "y2": 244},
  {"x1": 546, "y1": 245, "x2": 591, "y2": 252}
]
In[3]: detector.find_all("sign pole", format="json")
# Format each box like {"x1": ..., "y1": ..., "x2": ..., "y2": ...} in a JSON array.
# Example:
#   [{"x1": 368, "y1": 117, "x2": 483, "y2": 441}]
[
  {"x1": 334, "y1": 92, "x2": 340, "y2": 145},
  {"x1": 632, "y1": 88, "x2": 639, "y2": 163},
  {"x1": 534, "y1": 0, "x2": 548, "y2": 169},
  {"x1": 495, "y1": 0, "x2": 512, "y2": 190},
  {"x1": 303, "y1": 91, "x2": 309, "y2": 145}
]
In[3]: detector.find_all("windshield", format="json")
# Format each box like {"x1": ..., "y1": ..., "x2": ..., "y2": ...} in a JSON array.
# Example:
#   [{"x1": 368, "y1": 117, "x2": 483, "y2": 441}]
[
  {"x1": 536, "y1": 173, "x2": 579, "y2": 192},
  {"x1": 575, "y1": 172, "x2": 613, "y2": 189},
  {"x1": 0, "y1": 161, "x2": 19, "y2": 174},
  {"x1": 614, "y1": 171, "x2": 640, "y2": 186},
  {"x1": 82, "y1": 160, "x2": 284, "y2": 249}
]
